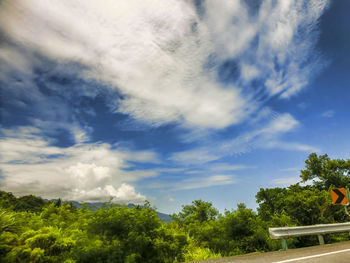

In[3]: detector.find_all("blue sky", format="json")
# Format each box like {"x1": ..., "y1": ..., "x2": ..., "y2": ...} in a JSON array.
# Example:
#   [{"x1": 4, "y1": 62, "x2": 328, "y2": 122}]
[{"x1": 0, "y1": 0, "x2": 349, "y2": 214}]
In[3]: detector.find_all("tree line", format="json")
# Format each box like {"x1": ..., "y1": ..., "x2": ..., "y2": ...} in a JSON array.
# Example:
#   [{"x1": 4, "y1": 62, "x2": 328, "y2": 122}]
[{"x1": 1, "y1": 153, "x2": 350, "y2": 262}]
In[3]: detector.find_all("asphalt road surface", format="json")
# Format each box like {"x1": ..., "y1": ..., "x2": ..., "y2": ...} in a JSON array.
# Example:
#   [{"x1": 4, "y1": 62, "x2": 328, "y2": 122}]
[{"x1": 193, "y1": 241, "x2": 350, "y2": 263}]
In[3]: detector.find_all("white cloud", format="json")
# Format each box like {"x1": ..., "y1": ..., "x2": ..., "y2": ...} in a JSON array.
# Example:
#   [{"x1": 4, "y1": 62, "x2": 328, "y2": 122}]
[
  {"x1": 271, "y1": 176, "x2": 300, "y2": 186},
  {"x1": 0, "y1": 0, "x2": 329, "y2": 129},
  {"x1": 148, "y1": 175, "x2": 235, "y2": 191},
  {"x1": 321, "y1": 110, "x2": 335, "y2": 118},
  {"x1": 207, "y1": 163, "x2": 254, "y2": 172},
  {"x1": 297, "y1": 102, "x2": 308, "y2": 110},
  {"x1": 169, "y1": 148, "x2": 219, "y2": 165},
  {"x1": 151, "y1": 167, "x2": 187, "y2": 174},
  {"x1": 31, "y1": 120, "x2": 93, "y2": 145},
  {"x1": 280, "y1": 167, "x2": 301, "y2": 172},
  {"x1": 172, "y1": 175, "x2": 235, "y2": 191},
  {"x1": 260, "y1": 141, "x2": 320, "y2": 153},
  {"x1": 0, "y1": 126, "x2": 157, "y2": 203},
  {"x1": 141, "y1": 162, "x2": 253, "y2": 191},
  {"x1": 262, "y1": 114, "x2": 299, "y2": 134},
  {"x1": 69, "y1": 184, "x2": 146, "y2": 204},
  {"x1": 121, "y1": 150, "x2": 160, "y2": 164},
  {"x1": 170, "y1": 113, "x2": 319, "y2": 165},
  {"x1": 71, "y1": 126, "x2": 91, "y2": 144}
]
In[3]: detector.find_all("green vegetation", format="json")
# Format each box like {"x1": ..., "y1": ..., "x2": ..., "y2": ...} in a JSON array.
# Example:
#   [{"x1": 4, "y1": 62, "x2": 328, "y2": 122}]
[{"x1": 1, "y1": 153, "x2": 350, "y2": 262}]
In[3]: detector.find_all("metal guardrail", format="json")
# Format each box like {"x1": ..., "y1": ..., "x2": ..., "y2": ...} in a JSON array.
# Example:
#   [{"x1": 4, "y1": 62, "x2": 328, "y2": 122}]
[{"x1": 269, "y1": 222, "x2": 350, "y2": 250}]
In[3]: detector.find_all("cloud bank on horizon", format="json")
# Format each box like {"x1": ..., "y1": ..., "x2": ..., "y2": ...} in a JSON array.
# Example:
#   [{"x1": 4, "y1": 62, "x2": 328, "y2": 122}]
[
  {"x1": 0, "y1": 126, "x2": 160, "y2": 203},
  {"x1": 0, "y1": 0, "x2": 329, "y2": 204}
]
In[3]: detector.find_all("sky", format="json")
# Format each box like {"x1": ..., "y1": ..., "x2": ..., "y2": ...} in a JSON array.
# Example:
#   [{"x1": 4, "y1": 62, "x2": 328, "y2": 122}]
[{"x1": 0, "y1": 0, "x2": 349, "y2": 214}]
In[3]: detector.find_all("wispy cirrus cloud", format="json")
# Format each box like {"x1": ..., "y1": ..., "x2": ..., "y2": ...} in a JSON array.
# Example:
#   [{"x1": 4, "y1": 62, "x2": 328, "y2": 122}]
[
  {"x1": 146, "y1": 175, "x2": 235, "y2": 191},
  {"x1": 270, "y1": 176, "x2": 300, "y2": 186},
  {"x1": 321, "y1": 110, "x2": 335, "y2": 118},
  {"x1": 170, "y1": 113, "x2": 319, "y2": 165},
  {"x1": 0, "y1": 0, "x2": 329, "y2": 129},
  {"x1": 135, "y1": 161, "x2": 254, "y2": 191},
  {"x1": 174, "y1": 175, "x2": 235, "y2": 191},
  {"x1": 280, "y1": 167, "x2": 301, "y2": 172}
]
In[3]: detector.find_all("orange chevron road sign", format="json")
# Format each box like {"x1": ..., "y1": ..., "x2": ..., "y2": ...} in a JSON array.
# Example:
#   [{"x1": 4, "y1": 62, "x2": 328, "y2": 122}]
[{"x1": 331, "y1": 188, "x2": 348, "y2": 205}]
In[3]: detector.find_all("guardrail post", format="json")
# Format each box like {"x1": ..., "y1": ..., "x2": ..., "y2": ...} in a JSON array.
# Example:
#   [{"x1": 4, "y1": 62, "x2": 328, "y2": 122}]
[
  {"x1": 281, "y1": 238, "x2": 288, "y2": 250},
  {"x1": 317, "y1": 234, "x2": 325, "y2": 245}
]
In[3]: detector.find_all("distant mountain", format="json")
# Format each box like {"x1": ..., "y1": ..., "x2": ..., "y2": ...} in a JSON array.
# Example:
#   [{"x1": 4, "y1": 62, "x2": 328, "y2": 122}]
[
  {"x1": 56, "y1": 200, "x2": 172, "y2": 222},
  {"x1": 156, "y1": 211, "x2": 172, "y2": 222}
]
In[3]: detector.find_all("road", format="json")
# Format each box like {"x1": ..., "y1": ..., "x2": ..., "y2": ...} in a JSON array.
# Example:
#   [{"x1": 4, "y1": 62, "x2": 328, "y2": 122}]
[{"x1": 193, "y1": 241, "x2": 350, "y2": 263}]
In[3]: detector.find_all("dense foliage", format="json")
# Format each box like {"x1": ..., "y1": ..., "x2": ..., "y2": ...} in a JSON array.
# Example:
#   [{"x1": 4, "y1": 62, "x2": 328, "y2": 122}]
[{"x1": 1, "y1": 153, "x2": 350, "y2": 262}]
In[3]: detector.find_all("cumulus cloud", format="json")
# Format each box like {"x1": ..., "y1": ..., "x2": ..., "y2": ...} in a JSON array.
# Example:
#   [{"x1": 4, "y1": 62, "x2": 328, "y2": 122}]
[
  {"x1": 0, "y1": 126, "x2": 157, "y2": 203},
  {"x1": 70, "y1": 183, "x2": 146, "y2": 204},
  {"x1": 0, "y1": 0, "x2": 329, "y2": 129}
]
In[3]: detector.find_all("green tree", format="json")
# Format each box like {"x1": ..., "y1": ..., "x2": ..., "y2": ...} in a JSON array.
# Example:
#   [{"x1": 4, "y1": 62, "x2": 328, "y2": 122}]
[
  {"x1": 14, "y1": 195, "x2": 47, "y2": 213},
  {"x1": 172, "y1": 200, "x2": 219, "y2": 224},
  {"x1": 219, "y1": 204, "x2": 271, "y2": 255},
  {"x1": 5, "y1": 226, "x2": 75, "y2": 262},
  {"x1": 0, "y1": 191, "x2": 17, "y2": 210},
  {"x1": 301, "y1": 153, "x2": 350, "y2": 189},
  {"x1": 256, "y1": 187, "x2": 288, "y2": 221},
  {"x1": 0, "y1": 191, "x2": 47, "y2": 213},
  {"x1": 256, "y1": 184, "x2": 335, "y2": 226},
  {"x1": 0, "y1": 209, "x2": 20, "y2": 261},
  {"x1": 85, "y1": 203, "x2": 186, "y2": 263}
]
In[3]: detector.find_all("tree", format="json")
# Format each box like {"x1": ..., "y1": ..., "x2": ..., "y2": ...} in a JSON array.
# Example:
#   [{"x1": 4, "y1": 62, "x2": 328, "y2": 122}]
[
  {"x1": 301, "y1": 153, "x2": 350, "y2": 189},
  {"x1": 220, "y1": 204, "x2": 270, "y2": 255},
  {"x1": 0, "y1": 191, "x2": 17, "y2": 210},
  {"x1": 172, "y1": 200, "x2": 219, "y2": 224},
  {"x1": 0, "y1": 209, "x2": 20, "y2": 260},
  {"x1": 86, "y1": 203, "x2": 186, "y2": 263},
  {"x1": 0, "y1": 191, "x2": 47, "y2": 213},
  {"x1": 256, "y1": 187, "x2": 288, "y2": 221},
  {"x1": 5, "y1": 226, "x2": 75, "y2": 263},
  {"x1": 14, "y1": 195, "x2": 47, "y2": 212}
]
